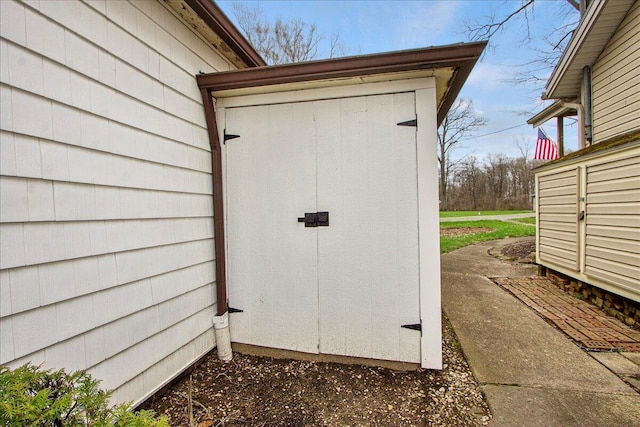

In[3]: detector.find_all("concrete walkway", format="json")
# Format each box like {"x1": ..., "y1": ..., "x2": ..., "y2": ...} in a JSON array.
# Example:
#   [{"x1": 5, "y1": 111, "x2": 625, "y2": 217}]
[{"x1": 441, "y1": 238, "x2": 640, "y2": 427}]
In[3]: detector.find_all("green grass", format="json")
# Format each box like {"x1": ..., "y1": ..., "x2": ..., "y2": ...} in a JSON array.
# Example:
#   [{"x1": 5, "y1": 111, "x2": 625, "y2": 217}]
[
  {"x1": 439, "y1": 210, "x2": 533, "y2": 218},
  {"x1": 440, "y1": 220, "x2": 536, "y2": 254},
  {"x1": 511, "y1": 217, "x2": 536, "y2": 225}
]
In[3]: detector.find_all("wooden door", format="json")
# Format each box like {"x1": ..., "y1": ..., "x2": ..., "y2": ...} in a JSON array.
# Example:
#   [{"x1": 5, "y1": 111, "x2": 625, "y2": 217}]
[
  {"x1": 225, "y1": 102, "x2": 319, "y2": 353},
  {"x1": 225, "y1": 93, "x2": 421, "y2": 363}
]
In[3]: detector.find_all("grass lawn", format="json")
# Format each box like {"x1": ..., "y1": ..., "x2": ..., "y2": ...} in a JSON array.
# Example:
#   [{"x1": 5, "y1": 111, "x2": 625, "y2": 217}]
[
  {"x1": 439, "y1": 210, "x2": 533, "y2": 218},
  {"x1": 440, "y1": 220, "x2": 535, "y2": 254},
  {"x1": 511, "y1": 217, "x2": 536, "y2": 225}
]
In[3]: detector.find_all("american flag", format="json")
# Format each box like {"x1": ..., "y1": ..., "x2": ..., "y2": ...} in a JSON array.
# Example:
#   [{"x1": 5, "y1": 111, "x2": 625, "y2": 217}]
[{"x1": 534, "y1": 128, "x2": 559, "y2": 160}]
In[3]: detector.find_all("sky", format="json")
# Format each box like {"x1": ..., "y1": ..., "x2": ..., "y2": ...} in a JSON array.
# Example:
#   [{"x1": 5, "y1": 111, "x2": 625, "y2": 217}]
[{"x1": 217, "y1": 0, "x2": 581, "y2": 162}]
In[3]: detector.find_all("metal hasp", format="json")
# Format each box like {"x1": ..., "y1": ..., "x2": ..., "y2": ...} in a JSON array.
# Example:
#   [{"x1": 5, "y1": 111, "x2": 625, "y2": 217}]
[
  {"x1": 297, "y1": 211, "x2": 330, "y2": 227},
  {"x1": 223, "y1": 130, "x2": 240, "y2": 143},
  {"x1": 397, "y1": 119, "x2": 417, "y2": 127},
  {"x1": 402, "y1": 323, "x2": 422, "y2": 332}
]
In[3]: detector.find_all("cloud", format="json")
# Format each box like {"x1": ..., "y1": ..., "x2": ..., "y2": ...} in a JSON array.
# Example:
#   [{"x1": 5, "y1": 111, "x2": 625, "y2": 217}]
[
  {"x1": 465, "y1": 61, "x2": 517, "y2": 90},
  {"x1": 393, "y1": 1, "x2": 462, "y2": 48}
]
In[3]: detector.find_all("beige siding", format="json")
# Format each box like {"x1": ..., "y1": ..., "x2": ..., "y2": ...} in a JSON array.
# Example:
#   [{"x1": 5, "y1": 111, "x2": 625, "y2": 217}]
[
  {"x1": 585, "y1": 154, "x2": 640, "y2": 297},
  {"x1": 591, "y1": 1, "x2": 640, "y2": 142},
  {"x1": 0, "y1": 0, "x2": 233, "y2": 404},
  {"x1": 535, "y1": 142, "x2": 640, "y2": 302},
  {"x1": 536, "y1": 168, "x2": 580, "y2": 271}
]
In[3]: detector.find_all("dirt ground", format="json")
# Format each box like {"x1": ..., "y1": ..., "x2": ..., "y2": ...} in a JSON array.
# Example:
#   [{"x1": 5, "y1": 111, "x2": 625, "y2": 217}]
[
  {"x1": 139, "y1": 315, "x2": 490, "y2": 427},
  {"x1": 439, "y1": 227, "x2": 493, "y2": 237},
  {"x1": 140, "y1": 235, "x2": 536, "y2": 426},
  {"x1": 496, "y1": 239, "x2": 536, "y2": 262}
]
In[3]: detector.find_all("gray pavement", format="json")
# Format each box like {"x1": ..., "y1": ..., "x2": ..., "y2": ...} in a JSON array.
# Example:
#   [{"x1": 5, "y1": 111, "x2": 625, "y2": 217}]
[{"x1": 441, "y1": 238, "x2": 640, "y2": 427}]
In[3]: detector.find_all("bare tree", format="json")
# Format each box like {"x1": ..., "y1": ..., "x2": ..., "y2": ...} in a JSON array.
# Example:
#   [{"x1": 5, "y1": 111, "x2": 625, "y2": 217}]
[
  {"x1": 464, "y1": 0, "x2": 581, "y2": 94},
  {"x1": 232, "y1": 2, "x2": 345, "y2": 64},
  {"x1": 465, "y1": 0, "x2": 579, "y2": 43},
  {"x1": 438, "y1": 98, "x2": 487, "y2": 210}
]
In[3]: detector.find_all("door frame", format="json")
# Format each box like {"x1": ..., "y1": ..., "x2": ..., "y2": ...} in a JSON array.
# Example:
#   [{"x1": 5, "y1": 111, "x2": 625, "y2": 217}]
[{"x1": 215, "y1": 78, "x2": 443, "y2": 369}]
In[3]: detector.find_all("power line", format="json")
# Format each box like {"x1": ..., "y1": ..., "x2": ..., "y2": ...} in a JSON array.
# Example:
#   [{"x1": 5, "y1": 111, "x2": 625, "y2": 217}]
[{"x1": 460, "y1": 123, "x2": 529, "y2": 141}]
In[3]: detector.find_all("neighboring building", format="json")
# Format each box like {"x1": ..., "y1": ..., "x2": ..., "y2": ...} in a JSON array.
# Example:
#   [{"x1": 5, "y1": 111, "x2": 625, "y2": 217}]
[
  {"x1": 0, "y1": 0, "x2": 263, "y2": 405},
  {"x1": 528, "y1": 0, "x2": 639, "y2": 304},
  {"x1": 0, "y1": 0, "x2": 484, "y2": 405}
]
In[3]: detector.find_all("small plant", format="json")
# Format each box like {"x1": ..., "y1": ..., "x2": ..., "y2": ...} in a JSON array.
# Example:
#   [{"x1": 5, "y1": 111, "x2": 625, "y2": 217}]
[{"x1": 0, "y1": 363, "x2": 169, "y2": 427}]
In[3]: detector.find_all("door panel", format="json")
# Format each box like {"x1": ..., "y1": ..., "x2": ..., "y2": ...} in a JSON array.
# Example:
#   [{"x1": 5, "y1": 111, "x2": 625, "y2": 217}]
[
  {"x1": 316, "y1": 93, "x2": 420, "y2": 362},
  {"x1": 225, "y1": 93, "x2": 420, "y2": 362},
  {"x1": 225, "y1": 103, "x2": 319, "y2": 353}
]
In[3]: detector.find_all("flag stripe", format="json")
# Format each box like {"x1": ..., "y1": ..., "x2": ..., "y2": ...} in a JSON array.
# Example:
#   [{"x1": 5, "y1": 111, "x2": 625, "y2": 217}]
[{"x1": 534, "y1": 128, "x2": 559, "y2": 160}]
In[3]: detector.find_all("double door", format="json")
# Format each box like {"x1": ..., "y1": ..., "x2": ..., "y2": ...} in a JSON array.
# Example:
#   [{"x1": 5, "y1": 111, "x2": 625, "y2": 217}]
[{"x1": 224, "y1": 92, "x2": 421, "y2": 363}]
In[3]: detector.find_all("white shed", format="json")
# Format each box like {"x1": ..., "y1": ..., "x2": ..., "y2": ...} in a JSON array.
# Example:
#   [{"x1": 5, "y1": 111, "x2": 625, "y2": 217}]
[{"x1": 197, "y1": 44, "x2": 485, "y2": 369}]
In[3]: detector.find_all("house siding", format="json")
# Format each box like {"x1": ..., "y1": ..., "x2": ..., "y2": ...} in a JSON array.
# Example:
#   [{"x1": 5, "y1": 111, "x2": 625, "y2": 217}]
[
  {"x1": 585, "y1": 153, "x2": 640, "y2": 295},
  {"x1": 535, "y1": 141, "x2": 640, "y2": 303},
  {"x1": 0, "y1": 0, "x2": 233, "y2": 404},
  {"x1": 591, "y1": 1, "x2": 640, "y2": 143},
  {"x1": 536, "y1": 168, "x2": 580, "y2": 272}
]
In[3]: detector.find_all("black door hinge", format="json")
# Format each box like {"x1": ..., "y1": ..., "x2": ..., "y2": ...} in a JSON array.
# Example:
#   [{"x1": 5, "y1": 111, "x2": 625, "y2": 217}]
[
  {"x1": 397, "y1": 119, "x2": 417, "y2": 127},
  {"x1": 401, "y1": 323, "x2": 421, "y2": 332},
  {"x1": 223, "y1": 129, "x2": 240, "y2": 143},
  {"x1": 297, "y1": 211, "x2": 329, "y2": 227}
]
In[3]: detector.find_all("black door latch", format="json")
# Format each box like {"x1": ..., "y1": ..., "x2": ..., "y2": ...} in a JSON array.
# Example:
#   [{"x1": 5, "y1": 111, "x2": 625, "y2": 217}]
[{"x1": 298, "y1": 212, "x2": 329, "y2": 227}]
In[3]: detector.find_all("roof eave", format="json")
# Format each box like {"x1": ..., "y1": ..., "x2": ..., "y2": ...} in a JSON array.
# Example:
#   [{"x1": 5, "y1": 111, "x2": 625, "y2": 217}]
[
  {"x1": 182, "y1": 0, "x2": 266, "y2": 67},
  {"x1": 527, "y1": 99, "x2": 578, "y2": 127},
  {"x1": 197, "y1": 42, "x2": 487, "y2": 126},
  {"x1": 545, "y1": 0, "x2": 634, "y2": 99}
]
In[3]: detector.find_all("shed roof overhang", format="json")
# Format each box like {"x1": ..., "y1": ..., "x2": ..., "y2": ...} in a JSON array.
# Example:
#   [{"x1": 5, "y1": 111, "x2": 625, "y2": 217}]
[
  {"x1": 164, "y1": 0, "x2": 266, "y2": 68},
  {"x1": 544, "y1": 0, "x2": 635, "y2": 100},
  {"x1": 197, "y1": 41, "x2": 487, "y2": 126}
]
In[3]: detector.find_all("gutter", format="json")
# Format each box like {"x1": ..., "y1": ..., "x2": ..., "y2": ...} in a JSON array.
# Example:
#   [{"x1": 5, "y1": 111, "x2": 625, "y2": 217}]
[
  {"x1": 197, "y1": 42, "x2": 487, "y2": 127},
  {"x1": 185, "y1": 0, "x2": 266, "y2": 67}
]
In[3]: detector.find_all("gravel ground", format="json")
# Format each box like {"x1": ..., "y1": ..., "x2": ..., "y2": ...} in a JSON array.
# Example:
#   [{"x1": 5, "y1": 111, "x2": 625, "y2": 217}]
[{"x1": 140, "y1": 314, "x2": 491, "y2": 426}]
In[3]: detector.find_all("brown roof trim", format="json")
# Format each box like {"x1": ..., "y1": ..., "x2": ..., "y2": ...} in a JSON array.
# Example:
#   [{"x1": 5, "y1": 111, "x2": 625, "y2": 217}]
[
  {"x1": 197, "y1": 42, "x2": 486, "y2": 125},
  {"x1": 185, "y1": 0, "x2": 266, "y2": 67}
]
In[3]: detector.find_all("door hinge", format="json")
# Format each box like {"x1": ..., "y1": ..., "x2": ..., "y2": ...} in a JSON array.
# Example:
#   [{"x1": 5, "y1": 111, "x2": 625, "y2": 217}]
[
  {"x1": 228, "y1": 307, "x2": 243, "y2": 313},
  {"x1": 223, "y1": 129, "x2": 240, "y2": 143},
  {"x1": 397, "y1": 119, "x2": 417, "y2": 127},
  {"x1": 297, "y1": 211, "x2": 329, "y2": 227},
  {"x1": 401, "y1": 323, "x2": 421, "y2": 332}
]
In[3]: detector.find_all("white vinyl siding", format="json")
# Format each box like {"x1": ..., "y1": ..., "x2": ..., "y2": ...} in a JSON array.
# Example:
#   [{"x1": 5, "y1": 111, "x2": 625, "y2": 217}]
[
  {"x1": 536, "y1": 168, "x2": 580, "y2": 272},
  {"x1": 591, "y1": 1, "x2": 640, "y2": 142},
  {"x1": 0, "y1": 0, "x2": 233, "y2": 404},
  {"x1": 585, "y1": 154, "x2": 640, "y2": 297}
]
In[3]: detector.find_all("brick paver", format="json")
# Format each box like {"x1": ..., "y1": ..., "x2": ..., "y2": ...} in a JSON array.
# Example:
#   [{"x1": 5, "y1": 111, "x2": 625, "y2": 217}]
[{"x1": 493, "y1": 276, "x2": 640, "y2": 352}]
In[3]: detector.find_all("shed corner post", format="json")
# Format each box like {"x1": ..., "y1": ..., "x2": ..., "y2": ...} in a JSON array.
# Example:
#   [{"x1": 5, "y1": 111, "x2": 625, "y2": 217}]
[
  {"x1": 200, "y1": 85, "x2": 232, "y2": 362},
  {"x1": 415, "y1": 85, "x2": 443, "y2": 370}
]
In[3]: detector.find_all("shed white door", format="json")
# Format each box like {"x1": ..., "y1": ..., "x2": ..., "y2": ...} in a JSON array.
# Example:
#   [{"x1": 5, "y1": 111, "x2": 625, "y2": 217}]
[{"x1": 225, "y1": 93, "x2": 421, "y2": 363}]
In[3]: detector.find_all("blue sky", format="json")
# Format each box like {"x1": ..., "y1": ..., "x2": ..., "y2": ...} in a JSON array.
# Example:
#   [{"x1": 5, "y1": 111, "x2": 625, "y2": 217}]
[{"x1": 217, "y1": 0, "x2": 581, "y2": 161}]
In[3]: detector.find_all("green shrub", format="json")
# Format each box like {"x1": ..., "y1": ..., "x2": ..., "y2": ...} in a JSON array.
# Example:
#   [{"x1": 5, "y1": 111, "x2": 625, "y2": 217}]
[{"x1": 0, "y1": 363, "x2": 169, "y2": 427}]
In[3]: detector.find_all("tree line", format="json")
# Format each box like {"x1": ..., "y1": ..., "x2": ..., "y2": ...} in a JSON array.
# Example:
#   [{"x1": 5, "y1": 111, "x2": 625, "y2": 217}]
[{"x1": 441, "y1": 153, "x2": 544, "y2": 211}]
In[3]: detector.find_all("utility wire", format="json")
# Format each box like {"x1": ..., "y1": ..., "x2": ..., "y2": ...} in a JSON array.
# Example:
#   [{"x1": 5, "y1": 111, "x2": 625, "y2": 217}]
[{"x1": 459, "y1": 123, "x2": 529, "y2": 141}]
